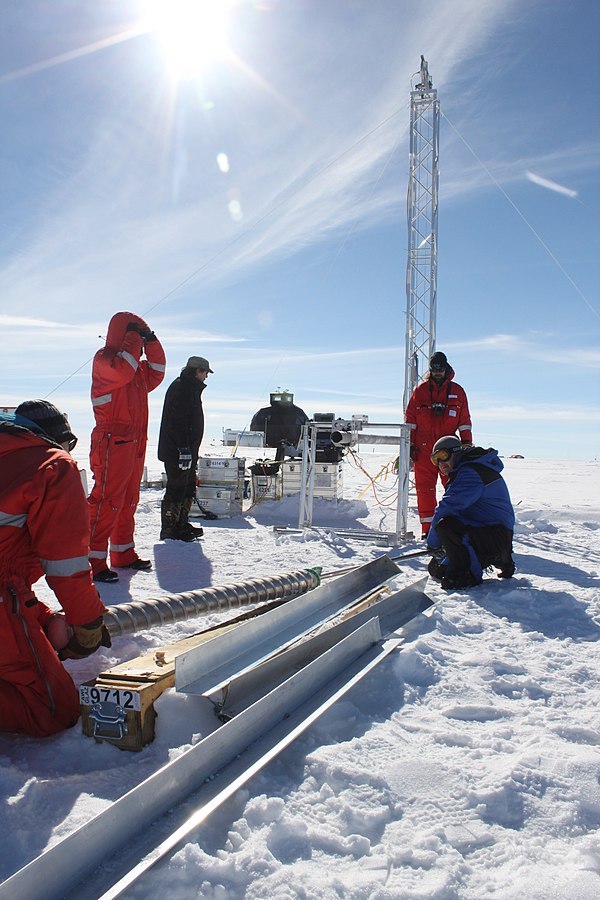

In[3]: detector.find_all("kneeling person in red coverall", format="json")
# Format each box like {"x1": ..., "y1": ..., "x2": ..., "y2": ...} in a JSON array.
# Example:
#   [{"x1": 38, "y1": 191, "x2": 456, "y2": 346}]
[
  {"x1": 0, "y1": 401, "x2": 111, "y2": 738},
  {"x1": 405, "y1": 351, "x2": 473, "y2": 538},
  {"x1": 88, "y1": 312, "x2": 166, "y2": 583}
]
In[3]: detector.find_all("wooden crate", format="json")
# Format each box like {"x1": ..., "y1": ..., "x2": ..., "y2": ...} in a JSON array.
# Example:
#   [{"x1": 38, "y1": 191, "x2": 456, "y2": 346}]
[{"x1": 80, "y1": 599, "x2": 283, "y2": 751}]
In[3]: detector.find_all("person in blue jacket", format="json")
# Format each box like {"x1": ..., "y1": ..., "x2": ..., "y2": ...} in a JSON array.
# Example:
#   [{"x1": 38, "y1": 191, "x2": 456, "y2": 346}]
[{"x1": 426, "y1": 435, "x2": 516, "y2": 590}]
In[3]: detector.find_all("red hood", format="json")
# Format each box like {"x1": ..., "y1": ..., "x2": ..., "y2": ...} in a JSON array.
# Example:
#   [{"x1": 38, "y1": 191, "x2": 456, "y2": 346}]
[{"x1": 105, "y1": 311, "x2": 148, "y2": 351}]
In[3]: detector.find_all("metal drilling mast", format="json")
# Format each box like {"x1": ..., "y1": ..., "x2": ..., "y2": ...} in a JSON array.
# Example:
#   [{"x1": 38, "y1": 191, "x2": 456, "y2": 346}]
[{"x1": 403, "y1": 56, "x2": 440, "y2": 411}]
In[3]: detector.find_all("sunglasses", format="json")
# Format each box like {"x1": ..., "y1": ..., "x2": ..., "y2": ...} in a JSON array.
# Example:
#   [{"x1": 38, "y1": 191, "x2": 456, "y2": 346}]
[
  {"x1": 431, "y1": 447, "x2": 455, "y2": 465},
  {"x1": 66, "y1": 436, "x2": 78, "y2": 452}
]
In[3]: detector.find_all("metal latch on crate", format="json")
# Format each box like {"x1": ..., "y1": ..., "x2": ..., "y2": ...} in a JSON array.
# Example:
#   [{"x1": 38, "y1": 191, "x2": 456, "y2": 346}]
[{"x1": 89, "y1": 702, "x2": 129, "y2": 740}]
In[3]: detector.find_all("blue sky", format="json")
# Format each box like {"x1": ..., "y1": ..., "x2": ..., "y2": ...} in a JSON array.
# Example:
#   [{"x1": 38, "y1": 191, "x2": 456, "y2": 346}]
[{"x1": 1, "y1": 0, "x2": 598, "y2": 463}]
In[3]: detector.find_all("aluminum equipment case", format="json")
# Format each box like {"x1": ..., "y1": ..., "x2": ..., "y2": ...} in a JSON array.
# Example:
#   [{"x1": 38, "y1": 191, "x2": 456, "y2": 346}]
[
  {"x1": 249, "y1": 461, "x2": 282, "y2": 502},
  {"x1": 281, "y1": 460, "x2": 343, "y2": 500},
  {"x1": 193, "y1": 456, "x2": 246, "y2": 518}
]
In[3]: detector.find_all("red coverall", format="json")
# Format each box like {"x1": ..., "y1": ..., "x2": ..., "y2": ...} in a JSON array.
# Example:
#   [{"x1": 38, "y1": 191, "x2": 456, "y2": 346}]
[
  {"x1": 88, "y1": 312, "x2": 166, "y2": 574},
  {"x1": 0, "y1": 425, "x2": 105, "y2": 737},
  {"x1": 405, "y1": 366, "x2": 472, "y2": 534}
]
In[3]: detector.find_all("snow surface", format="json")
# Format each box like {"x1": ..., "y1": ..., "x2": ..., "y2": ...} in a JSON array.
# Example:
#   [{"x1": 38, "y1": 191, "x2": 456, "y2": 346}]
[{"x1": 1, "y1": 446, "x2": 599, "y2": 899}]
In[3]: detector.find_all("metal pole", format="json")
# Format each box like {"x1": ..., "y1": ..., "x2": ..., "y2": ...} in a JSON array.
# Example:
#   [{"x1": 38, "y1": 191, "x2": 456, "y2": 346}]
[
  {"x1": 298, "y1": 423, "x2": 317, "y2": 528},
  {"x1": 395, "y1": 424, "x2": 411, "y2": 541}
]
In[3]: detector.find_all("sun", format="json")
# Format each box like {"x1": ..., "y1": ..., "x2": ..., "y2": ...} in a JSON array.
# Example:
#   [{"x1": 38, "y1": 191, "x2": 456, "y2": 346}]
[{"x1": 141, "y1": 0, "x2": 233, "y2": 81}]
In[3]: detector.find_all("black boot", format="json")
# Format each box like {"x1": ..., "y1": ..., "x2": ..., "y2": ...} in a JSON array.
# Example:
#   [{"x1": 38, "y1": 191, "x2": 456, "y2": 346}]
[
  {"x1": 160, "y1": 498, "x2": 193, "y2": 541},
  {"x1": 497, "y1": 557, "x2": 516, "y2": 578},
  {"x1": 178, "y1": 498, "x2": 204, "y2": 539},
  {"x1": 441, "y1": 570, "x2": 481, "y2": 591},
  {"x1": 427, "y1": 556, "x2": 447, "y2": 582}
]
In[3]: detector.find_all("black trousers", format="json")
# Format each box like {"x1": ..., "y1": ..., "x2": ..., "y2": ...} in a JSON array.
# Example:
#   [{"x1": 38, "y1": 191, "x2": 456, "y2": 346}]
[
  {"x1": 436, "y1": 516, "x2": 513, "y2": 573},
  {"x1": 164, "y1": 460, "x2": 197, "y2": 504}
]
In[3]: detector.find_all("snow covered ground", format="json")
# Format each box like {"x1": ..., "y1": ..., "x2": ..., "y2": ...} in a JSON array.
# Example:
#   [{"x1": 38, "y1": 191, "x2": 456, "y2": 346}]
[{"x1": 1, "y1": 447, "x2": 599, "y2": 899}]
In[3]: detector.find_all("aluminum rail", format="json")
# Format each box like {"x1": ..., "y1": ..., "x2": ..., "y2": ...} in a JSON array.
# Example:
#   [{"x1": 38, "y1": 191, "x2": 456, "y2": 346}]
[
  {"x1": 273, "y1": 525, "x2": 407, "y2": 545},
  {"x1": 103, "y1": 625, "x2": 426, "y2": 899},
  {"x1": 175, "y1": 555, "x2": 400, "y2": 698},
  {"x1": 104, "y1": 567, "x2": 322, "y2": 637},
  {"x1": 210, "y1": 578, "x2": 431, "y2": 720},
  {"x1": 320, "y1": 548, "x2": 431, "y2": 579},
  {"x1": 0, "y1": 576, "x2": 431, "y2": 900}
]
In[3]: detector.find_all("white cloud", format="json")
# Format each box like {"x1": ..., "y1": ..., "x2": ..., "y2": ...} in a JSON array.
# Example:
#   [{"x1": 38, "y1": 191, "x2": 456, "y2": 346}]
[
  {"x1": 447, "y1": 334, "x2": 600, "y2": 369},
  {"x1": 526, "y1": 170, "x2": 578, "y2": 199},
  {"x1": 441, "y1": 142, "x2": 597, "y2": 202},
  {"x1": 0, "y1": 314, "x2": 80, "y2": 329},
  {"x1": 473, "y1": 403, "x2": 600, "y2": 423}
]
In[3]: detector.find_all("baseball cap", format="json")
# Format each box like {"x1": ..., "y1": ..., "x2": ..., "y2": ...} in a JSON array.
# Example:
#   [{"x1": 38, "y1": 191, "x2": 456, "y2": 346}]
[{"x1": 186, "y1": 356, "x2": 214, "y2": 373}]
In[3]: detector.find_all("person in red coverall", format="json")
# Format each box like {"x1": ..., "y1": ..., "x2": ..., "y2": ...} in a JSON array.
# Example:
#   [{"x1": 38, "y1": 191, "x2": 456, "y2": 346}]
[
  {"x1": 405, "y1": 351, "x2": 472, "y2": 538},
  {"x1": 0, "y1": 401, "x2": 111, "y2": 738},
  {"x1": 89, "y1": 312, "x2": 166, "y2": 583}
]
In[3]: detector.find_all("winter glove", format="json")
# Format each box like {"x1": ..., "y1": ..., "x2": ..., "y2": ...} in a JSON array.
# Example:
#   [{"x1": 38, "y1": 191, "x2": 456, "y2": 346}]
[
  {"x1": 410, "y1": 445, "x2": 419, "y2": 462},
  {"x1": 178, "y1": 448, "x2": 193, "y2": 470},
  {"x1": 126, "y1": 322, "x2": 145, "y2": 335},
  {"x1": 59, "y1": 616, "x2": 112, "y2": 661},
  {"x1": 143, "y1": 330, "x2": 157, "y2": 342}
]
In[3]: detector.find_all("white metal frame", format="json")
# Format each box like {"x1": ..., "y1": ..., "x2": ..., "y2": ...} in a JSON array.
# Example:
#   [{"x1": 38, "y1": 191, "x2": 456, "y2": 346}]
[
  {"x1": 298, "y1": 422, "x2": 317, "y2": 528},
  {"x1": 295, "y1": 421, "x2": 413, "y2": 543},
  {"x1": 403, "y1": 55, "x2": 440, "y2": 412}
]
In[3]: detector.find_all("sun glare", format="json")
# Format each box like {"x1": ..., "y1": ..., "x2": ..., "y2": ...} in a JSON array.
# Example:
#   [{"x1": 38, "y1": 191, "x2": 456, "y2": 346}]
[{"x1": 142, "y1": 0, "x2": 233, "y2": 80}]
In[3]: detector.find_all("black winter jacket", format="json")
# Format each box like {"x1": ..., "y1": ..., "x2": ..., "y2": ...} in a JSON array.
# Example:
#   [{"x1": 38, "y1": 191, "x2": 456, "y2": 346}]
[{"x1": 158, "y1": 368, "x2": 205, "y2": 464}]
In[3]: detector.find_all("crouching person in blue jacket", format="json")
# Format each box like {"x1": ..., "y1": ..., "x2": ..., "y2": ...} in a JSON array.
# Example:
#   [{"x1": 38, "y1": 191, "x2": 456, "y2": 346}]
[{"x1": 426, "y1": 436, "x2": 516, "y2": 591}]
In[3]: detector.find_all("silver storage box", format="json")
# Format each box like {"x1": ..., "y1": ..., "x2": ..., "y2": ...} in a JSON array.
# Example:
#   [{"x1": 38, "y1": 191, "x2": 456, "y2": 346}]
[
  {"x1": 281, "y1": 461, "x2": 302, "y2": 494},
  {"x1": 193, "y1": 486, "x2": 243, "y2": 518},
  {"x1": 249, "y1": 461, "x2": 282, "y2": 502},
  {"x1": 194, "y1": 457, "x2": 246, "y2": 517},
  {"x1": 197, "y1": 456, "x2": 246, "y2": 485},
  {"x1": 313, "y1": 461, "x2": 343, "y2": 499},
  {"x1": 281, "y1": 461, "x2": 343, "y2": 499},
  {"x1": 251, "y1": 474, "x2": 281, "y2": 501}
]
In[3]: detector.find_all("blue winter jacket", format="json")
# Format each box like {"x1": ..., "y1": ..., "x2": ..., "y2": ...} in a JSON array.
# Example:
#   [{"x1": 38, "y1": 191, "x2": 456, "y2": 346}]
[{"x1": 427, "y1": 447, "x2": 515, "y2": 551}]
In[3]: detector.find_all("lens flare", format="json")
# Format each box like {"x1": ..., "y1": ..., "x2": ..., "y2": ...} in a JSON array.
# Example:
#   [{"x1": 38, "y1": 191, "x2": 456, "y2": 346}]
[
  {"x1": 142, "y1": 0, "x2": 232, "y2": 80},
  {"x1": 216, "y1": 152, "x2": 230, "y2": 173}
]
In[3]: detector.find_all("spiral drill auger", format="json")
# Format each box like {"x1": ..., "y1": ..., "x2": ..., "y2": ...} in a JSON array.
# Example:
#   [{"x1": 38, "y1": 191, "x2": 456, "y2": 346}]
[{"x1": 104, "y1": 567, "x2": 322, "y2": 637}]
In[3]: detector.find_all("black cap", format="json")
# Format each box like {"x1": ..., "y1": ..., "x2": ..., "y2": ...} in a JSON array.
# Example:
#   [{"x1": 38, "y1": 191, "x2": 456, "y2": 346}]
[
  {"x1": 430, "y1": 351, "x2": 448, "y2": 369},
  {"x1": 15, "y1": 400, "x2": 77, "y2": 448}
]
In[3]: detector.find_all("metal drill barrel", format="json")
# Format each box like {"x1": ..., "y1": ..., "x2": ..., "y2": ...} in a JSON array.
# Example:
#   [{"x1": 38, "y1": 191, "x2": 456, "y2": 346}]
[{"x1": 103, "y1": 567, "x2": 322, "y2": 637}]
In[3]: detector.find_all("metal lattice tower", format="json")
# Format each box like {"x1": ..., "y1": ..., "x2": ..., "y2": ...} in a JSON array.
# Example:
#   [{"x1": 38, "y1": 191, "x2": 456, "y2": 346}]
[{"x1": 403, "y1": 56, "x2": 440, "y2": 411}]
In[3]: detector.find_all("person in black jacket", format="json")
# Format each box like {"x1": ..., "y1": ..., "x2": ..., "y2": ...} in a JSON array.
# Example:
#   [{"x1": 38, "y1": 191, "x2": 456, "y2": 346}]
[{"x1": 158, "y1": 356, "x2": 213, "y2": 540}]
